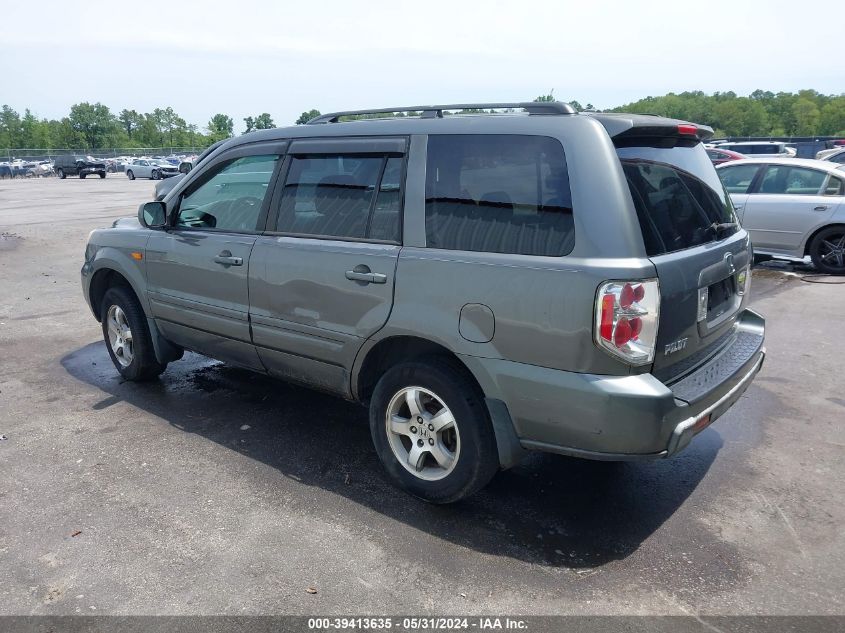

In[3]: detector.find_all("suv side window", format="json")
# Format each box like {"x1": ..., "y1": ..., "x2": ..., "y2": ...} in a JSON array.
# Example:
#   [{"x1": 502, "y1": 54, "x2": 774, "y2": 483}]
[
  {"x1": 275, "y1": 154, "x2": 402, "y2": 242},
  {"x1": 758, "y1": 165, "x2": 825, "y2": 195},
  {"x1": 425, "y1": 135, "x2": 574, "y2": 256},
  {"x1": 176, "y1": 154, "x2": 279, "y2": 232}
]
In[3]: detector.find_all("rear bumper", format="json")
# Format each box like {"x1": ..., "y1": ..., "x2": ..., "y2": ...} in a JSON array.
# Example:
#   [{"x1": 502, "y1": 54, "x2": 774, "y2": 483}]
[{"x1": 462, "y1": 309, "x2": 765, "y2": 461}]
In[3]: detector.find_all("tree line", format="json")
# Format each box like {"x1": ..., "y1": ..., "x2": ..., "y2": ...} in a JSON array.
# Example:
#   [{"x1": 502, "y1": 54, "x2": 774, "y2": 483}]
[
  {"x1": 0, "y1": 104, "x2": 276, "y2": 152},
  {"x1": 610, "y1": 89, "x2": 845, "y2": 137},
  {"x1": 2, "y1": 89, "x2": 844, "y2": 152}
]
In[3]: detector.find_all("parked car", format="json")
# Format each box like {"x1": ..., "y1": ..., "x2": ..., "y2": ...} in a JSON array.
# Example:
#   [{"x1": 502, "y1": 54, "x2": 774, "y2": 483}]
[
  {"x1": 125, "y1": 158, "x2": 180, "y2": 180},
  {"x1": 82, "y1": 102, "x2": 765, "y2": 502},
  {"x1": 717, "y1": 158, "x2": 845, "y2": 273},
  {"x1": 154, "y1": 142, "x2": 227, "y2": 200},
  {"x1": 817, "y1": 148, "x2": 845, "y2": 165},
  {"x1": 714, "y1": 141, "x2": 795, "y2": 158},
  {"x1": 706, "y1": 147, "x2": 746, "y2": 165},
  {"x1": 22, "y1": 160, "x2": 54, "y2": 177},
  {"x1": 54, "y1": 155, "x2": 107, "y2": 179}
]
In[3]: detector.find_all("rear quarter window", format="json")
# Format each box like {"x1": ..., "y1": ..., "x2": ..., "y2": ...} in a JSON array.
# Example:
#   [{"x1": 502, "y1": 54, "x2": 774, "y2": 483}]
[{"x1": 424, "y1": 135, "x2": 574, "y2": 256}]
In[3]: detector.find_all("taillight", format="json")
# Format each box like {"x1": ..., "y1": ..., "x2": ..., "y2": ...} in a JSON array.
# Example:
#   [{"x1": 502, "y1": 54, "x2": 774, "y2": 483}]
[
  {"x1": 678, "y1": 123, "x2": 698, "y2": 136},
  {"x1": 594, "y1": 280, "x2": 660, "y2": 365}
]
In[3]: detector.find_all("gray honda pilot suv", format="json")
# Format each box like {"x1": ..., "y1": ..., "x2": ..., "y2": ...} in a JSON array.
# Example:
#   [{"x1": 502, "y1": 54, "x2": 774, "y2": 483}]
[{"x1": 81, "y1": 102, "x2": 765, "y2": 503}]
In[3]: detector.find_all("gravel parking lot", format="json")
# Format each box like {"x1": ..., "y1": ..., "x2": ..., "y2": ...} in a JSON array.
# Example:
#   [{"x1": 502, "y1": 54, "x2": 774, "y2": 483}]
[{"x1": 0, "y1": 176, "x2": 843, "y2": 616}]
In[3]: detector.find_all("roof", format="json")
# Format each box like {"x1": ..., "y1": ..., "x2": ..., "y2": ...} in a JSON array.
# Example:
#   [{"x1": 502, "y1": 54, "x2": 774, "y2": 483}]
[
  {"x1": 716, "y1": 157, "x2": 845, "y2": 174},
  {"x1": 213, "y1": 105, "x2": 712, "y2": 149}
]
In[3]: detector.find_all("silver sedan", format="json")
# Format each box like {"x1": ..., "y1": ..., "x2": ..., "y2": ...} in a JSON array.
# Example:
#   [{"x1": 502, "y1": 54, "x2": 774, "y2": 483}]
[{"x1": 717, "y1": 158, "x2": 845, "y2": 274}]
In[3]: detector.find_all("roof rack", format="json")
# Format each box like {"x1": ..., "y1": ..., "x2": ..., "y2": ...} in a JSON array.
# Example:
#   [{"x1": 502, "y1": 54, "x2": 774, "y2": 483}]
[{"x1": 307, "y1": 102, "x2": 577, "y2": 124}]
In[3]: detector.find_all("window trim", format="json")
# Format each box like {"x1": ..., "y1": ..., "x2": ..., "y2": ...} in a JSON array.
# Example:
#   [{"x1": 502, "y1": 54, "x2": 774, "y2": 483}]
[
  {"x1": 169, "y1": 147, "x2": 286, "y2": 235},
  {"x1": 264, "y1": 148, "x2": 407, "y2": 245}
]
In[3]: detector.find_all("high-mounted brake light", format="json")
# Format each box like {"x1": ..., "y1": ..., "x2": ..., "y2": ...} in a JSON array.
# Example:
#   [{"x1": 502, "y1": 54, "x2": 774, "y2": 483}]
[
  {"x1": 678, "y1": 124, "x2": 698, "y2": 136},
  {"x1": 595, "y1": 280, "x2": 660, "y2": 365}
]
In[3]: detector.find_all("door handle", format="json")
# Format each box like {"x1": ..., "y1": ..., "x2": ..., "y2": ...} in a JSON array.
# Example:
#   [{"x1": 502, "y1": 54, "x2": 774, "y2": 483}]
[
  {"x1": 345, "y1": 269, "x2": 387, "y2": 284},
  {"x1": 813, "y1": 205, "x2": 829, "y2": 212},
  {"x1": 213, "y1": 250, "x2": 243, "y2": 266}
]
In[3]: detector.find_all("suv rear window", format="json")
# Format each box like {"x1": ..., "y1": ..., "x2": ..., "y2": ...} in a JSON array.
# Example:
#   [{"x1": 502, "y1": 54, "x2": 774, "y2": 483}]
[
  {"x1": 425, "y1": 135, "x2": 574, "y2": 256},
  {"x1": 618, "y1": 144, "x2": 738, "y2": 256}
]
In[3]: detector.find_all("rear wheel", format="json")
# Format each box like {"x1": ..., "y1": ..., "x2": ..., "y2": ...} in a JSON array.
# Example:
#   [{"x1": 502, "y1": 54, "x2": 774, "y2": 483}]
[
  {"x1": 57, "y1": 168, "x2": 65, "y2": 179},
  {"x1": 809, "y1": 226, "x2": 845, "y2": 275},
  {"x1": 100, "y1": 286, "x2": 166, "y2": 381},
  {"x1": 126, "y1": 170, "x2": 135, "y2": 180},
  {"x1": 80, "y1": 173, "x2": 86, "y2": 179},
  {"x1": 369, "y1": 358, "x2": 499, "y2": 503}
]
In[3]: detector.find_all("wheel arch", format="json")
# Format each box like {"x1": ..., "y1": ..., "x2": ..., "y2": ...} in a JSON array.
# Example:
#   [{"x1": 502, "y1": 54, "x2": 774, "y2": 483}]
[
  {"x1": 353, "y1": 335, "x2": 525, "y2": 469},
  {"x1": 89, "y1": 267, "x2": 142, "y2": 322},
  {"x1": 804, "y1": 222, "x2": 845, "y2": 256}
]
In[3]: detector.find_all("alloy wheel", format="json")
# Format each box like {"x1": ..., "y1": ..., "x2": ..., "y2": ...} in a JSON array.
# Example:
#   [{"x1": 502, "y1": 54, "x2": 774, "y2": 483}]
[
  {"x1": 106, "y1": 305, "x2": 134, "y2": 367},
  {"x1": 385, "y1": 386, "x2": 460, "y2": 481},
  {"x1": 819, "y1": 232, "x2": 845, "y2": 271}
]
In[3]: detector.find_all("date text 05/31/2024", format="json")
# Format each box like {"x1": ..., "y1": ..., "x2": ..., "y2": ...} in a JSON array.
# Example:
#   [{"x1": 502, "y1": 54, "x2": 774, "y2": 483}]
[{"x1": 307, "y1": 617, "x2": 529, "y2": 630}]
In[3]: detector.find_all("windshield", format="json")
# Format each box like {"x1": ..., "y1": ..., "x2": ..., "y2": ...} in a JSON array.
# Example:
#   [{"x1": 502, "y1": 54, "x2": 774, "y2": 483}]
[{"x1": 617, "y1": 144, "x2": 738, "y2": 256}]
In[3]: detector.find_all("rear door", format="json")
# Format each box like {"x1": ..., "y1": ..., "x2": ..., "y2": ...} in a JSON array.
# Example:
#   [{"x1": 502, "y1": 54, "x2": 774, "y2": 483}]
[
  {"x1": 616, "y1": 139, "x2": 751, "y2": 378},
  {"x1": 742, "y1": 164, "x2": 835, "y2": 252},
  {"x1": 145, "y1": 143, "x2": 285, "y2": 369},
  {"x1": 248, "y1": 137, "x2": 405, "y2": 396}
]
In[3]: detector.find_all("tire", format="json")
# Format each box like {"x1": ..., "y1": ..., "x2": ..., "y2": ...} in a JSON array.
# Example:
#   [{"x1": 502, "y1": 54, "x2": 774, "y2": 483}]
[
  {"x1": 126, "y1": 170, "x2": 135, "y2": 180},
  {"x1": 809, "y1": 226, "x2": 845, "y2": 275},
  {"x1": 80, "y1": 173, "x2": 86, "y2": 179},
  {"x1": 98, "y1": 171, "x2": 106, "y2": 179},
  {"x1": 57, "y1": 168, "x2": 65, "y2": 179},
  {"x1": 369, "y1": 357, "x2": 499, "y2": 503},
  {"x1": 151, "y1": 170, "x2": 160, "y2": 180},
  {"x1": 752, "y1": 253, "x2": 773, "y2": 265},
  {"x1": 100, "y1": 286, "x2": 166, "y2": 381}
]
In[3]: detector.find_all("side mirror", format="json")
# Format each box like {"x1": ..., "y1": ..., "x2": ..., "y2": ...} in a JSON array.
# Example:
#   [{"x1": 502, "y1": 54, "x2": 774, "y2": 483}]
[{"x1": 139, "y1": 201, "x2": 167, "y2": 229}]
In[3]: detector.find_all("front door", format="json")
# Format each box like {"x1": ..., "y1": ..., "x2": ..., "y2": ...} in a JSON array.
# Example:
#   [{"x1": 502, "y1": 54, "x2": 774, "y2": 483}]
[
  {"x1": 743, "y1": 164, "x2": 835, "y2": 253},
  {"x1": 248, "y1": 139, "x2": 406, "y2": 395},
  {"x1": 146, "y1": 150, "x2": 283, "y2": 369}
]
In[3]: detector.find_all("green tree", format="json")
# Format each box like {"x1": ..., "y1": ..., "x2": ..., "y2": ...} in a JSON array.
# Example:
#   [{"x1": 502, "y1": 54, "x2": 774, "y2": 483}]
[
  {"x1": 243, "y1": 116, "x2": 255, "y2": 134},
  {"x1": 0, "y1": 105, "x2": 22, "y2": 149},
  {"x1": 68, "y1": 102, "x2": 116, "y2": 149},
  {"x1": 118, "y1": 109, "x2": 142, "y2": 139},
  {"x1": 792, "y1": 98, "x2": 820, "y2": 136},
  {"x1": 207, "y1": 113, "x2": 234, "y2": 141},
  {"x1": 254, "y1": 112, "x2": 274, "y2": 129},
  {"x1": 295, "y1": 109, "x2": 321, "y2": 125}
]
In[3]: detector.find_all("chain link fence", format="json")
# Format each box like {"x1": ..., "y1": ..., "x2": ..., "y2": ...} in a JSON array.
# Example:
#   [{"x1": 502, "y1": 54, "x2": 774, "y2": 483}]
[{"x1": 2, "y1": 147, "x2": 209, "y2": 162}]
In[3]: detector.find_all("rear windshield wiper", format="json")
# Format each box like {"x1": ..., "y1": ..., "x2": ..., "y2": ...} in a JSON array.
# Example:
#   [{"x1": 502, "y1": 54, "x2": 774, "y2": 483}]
[{"x1": 707, "y1": 221, "x2": 738, "y2": 236}]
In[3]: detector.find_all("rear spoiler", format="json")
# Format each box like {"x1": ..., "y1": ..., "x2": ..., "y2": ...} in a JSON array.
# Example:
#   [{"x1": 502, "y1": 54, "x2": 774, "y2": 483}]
[{"x1": 587, "y1": 112, "x2": 714, "y2": 143}]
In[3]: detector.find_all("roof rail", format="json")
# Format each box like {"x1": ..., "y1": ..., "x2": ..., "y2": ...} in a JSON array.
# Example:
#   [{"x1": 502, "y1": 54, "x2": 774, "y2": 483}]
[{"x1": 307, "y1": 102, "x2": 577, "y2": 124}]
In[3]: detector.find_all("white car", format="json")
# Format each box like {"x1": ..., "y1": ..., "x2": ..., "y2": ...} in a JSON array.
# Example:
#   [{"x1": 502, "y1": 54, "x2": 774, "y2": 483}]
[
  {"x1": 717, "y1": 158, "x2": 845, "y2": 273},
  {"x1": 714, "y1": 141, "x2": 796, "y2": 158},
  {"x1": 125, "y1": 158, "x2": 180, "y2": 180},
  {"x1": 816, "y1": 148, "x2": 845, "y2": 165}
]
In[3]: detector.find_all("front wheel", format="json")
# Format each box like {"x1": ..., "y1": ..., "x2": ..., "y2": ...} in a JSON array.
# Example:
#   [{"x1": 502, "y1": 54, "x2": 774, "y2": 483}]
[
  {"x1": 809, "y1": 226, "x2": 845, "y2": 275},
  {"x1": 369, "y1": 358, "x2": 499, "y2": 503},
  {"x1": 151, "y1": 169, "x2": 160, "y2": 180},
  {"x1": 100, "y1": 286, "x2": 166, "y2": 381},
  {"x1": 98, "y1": 171, "x2": 106, "y2": 179}
]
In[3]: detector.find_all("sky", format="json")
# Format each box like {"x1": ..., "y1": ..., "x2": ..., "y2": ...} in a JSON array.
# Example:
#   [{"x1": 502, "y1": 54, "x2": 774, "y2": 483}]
[{"x1": 1, "y1": 0, "x2": 840, "y2": 134}]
